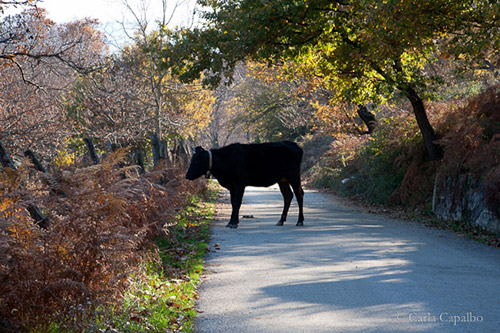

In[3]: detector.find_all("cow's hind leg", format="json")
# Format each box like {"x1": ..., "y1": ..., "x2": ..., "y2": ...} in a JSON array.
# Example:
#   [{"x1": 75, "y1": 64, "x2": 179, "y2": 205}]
[
  {"x1": 227, "y1": 186, "x2": 245, "y2": 229},
  {"x1": 277, "y1": 180, "x2": 293, "y2": 226},
  {"x1": 290, "y1": 179, "x2": 304, "y2": 226}
]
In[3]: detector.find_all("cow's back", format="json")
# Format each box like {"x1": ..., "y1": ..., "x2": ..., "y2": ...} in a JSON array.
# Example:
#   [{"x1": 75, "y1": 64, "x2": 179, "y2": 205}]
[{"x1": 242, "y1": 141, "x2": 302, "y2": 187}]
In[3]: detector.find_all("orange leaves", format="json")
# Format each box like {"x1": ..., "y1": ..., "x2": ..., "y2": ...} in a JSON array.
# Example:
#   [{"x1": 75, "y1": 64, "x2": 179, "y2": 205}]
[
  {"x1": 438, "y1": 84, "x2": 500, "y2": 177},
  {"x1": 0, "y1": 199, "x2": 12, "y2": 213},
  {"x1": 313, "y1": 101, "x2": 364, "y2": 137},
  {"x1": 0, "y1": 151, "x2": 205, "y2": 330}
]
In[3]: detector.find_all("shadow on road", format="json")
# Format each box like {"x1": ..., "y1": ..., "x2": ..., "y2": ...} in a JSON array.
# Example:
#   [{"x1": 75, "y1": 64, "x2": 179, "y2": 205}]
[{"x1": 196, "y1": 186, "x2": 500, "y2": 332}]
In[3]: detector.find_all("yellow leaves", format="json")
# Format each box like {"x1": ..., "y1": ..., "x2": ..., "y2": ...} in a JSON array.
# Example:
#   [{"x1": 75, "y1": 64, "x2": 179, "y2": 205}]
[
  {"x1": 5, "y1": 212, "x2": 43, "y2": 256},
  {"x1": 0, "y1": 200, "x2": 26, "y2": 221},
  {"x1": 313, "y1": 100, "x2": 364, "y2": 136},
  {"x1": 163, "y1": 79, "x2": 214, "y2": 139},
  {"x1": 0, "y1": 199, "x2": 12, "y2": 213},
  {"x1": 54, "y1": 149, "x2": 77, "y2": 167},
  {"x1": 0, "y1": 199, "x2": 27, "y2": 221},
  {"x1": 0, "y1": 165, "x2": 31, "y2": 225},
  {"x1": 180, "y1": 97, "x2": 214, "y2": 139},
  {"x1": 247, "y1": 60, "x2": 293, "y2": 85}
]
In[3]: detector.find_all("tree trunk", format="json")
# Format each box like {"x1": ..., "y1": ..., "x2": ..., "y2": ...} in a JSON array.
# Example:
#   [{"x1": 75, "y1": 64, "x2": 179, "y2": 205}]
[
  {"x1": 151, "y1": 133, "x2": 160, "y2": 168},
  {"x1": 84, "y1": 138, "x2": 100, "y2": 165},
  {"x1": 25, "y1": 149, "x2": 66, "y2": 196},
  {"x1": 135, "y1": 150, "x2": 145, "y2": 174},
  {"x1": 404, "y1": 86, "x2": 443, "y2": 161},
  {"x1": 160, "y1": 140, "x2": 170, "y2": 163},
  {"x1": 0, "y1": 140, "x2": 15, "y2": 169},
  {"x1": 0, "y1": 141, "x2": 48, "y2": 228},
  {"x1": 357, "y1": 105, "x2": 377, "y2": 134},
  {"x1": 27, "y1": 205, "x2": 49, "y2": 229},
  {"x1": 24, "y1": 150, "x2": 47, "y2": 173}
]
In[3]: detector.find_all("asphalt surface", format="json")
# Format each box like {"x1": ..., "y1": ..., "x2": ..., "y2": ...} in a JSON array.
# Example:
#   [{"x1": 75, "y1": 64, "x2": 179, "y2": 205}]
[{"x1": 195, "y1": 185, "x2": 500, "y2": 332}]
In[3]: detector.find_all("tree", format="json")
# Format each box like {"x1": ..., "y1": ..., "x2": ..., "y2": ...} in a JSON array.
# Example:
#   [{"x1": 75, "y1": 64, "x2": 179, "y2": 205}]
[
  {"x1": 63, "y1": 58, "x2": 151, "y2": 147},
  {"x1": 0, "y1": 8, "x2": 107, "y2": 160},
  {"x1": 159, "y1": 0, "x2": 499, "y2": 160},
  {"x1": 1, "y1": 8, "x2": 105, "y2": 87},
  {"x1": 225, "y1": 62, "x2": 315, "y2": 141},
  {"x1": 106, "y1": 0, "x2": 213, "y2": 162},
  {"x1": 65, "y1": 49, "x2": 214, "y2": 161},
  {"x1": 0, "y1": 0, "x2": 37, "y2": 13},
  {"x1": 247, "y1": 61, "x2": 377, "y2": 136},
  {"x1": 193, "y1": 64, "x2": 252, "y2": 148}
]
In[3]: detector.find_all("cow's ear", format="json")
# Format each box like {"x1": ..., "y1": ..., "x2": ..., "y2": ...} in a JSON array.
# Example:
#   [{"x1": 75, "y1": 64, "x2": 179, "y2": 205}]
[{"x1": 195, "y1": 146, "x2": 205, "y2": 153}]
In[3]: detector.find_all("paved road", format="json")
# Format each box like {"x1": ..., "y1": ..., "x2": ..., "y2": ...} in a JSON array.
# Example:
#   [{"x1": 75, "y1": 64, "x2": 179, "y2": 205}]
[{"x1": 195, "y1": 186, "x2": 500, "y2": 332}]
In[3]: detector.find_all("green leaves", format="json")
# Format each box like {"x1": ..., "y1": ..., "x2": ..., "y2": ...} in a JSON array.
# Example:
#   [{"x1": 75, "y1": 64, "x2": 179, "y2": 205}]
[
  {"x1": 155, "y1": 0, "x2": 498, "y2": 158},
  {"x1": 161, "y1": 0, "x2": 497, "y2": 100}
]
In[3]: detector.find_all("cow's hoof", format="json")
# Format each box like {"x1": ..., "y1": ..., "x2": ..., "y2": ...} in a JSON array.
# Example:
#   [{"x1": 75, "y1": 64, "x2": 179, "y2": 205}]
[
  {"x1": 226, "y1": 222, "x2": 238, "y2": 229},
  {"x1": 296, "y1": 221, "x2": 304, "y2": 226},
  {"x1": 276, "y1": 221, "x2": 284, "y2": 226}
]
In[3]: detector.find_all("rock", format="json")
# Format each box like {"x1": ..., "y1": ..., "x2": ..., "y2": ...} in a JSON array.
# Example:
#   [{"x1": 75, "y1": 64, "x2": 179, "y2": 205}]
[{"x1": 432, "y1": 173, "x2": 500, "y2": 235}]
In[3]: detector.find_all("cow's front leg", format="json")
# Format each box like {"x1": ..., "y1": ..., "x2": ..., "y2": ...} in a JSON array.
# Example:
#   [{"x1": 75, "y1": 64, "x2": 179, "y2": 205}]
[{"x1": 227, "y1": 186, "x2": 245, "y2": 228}]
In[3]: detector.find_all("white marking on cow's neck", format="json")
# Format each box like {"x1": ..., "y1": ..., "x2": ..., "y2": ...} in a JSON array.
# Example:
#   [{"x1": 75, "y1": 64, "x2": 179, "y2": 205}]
[{"x1": 206, "y1": 149, "x2": 212, "y2": 179}]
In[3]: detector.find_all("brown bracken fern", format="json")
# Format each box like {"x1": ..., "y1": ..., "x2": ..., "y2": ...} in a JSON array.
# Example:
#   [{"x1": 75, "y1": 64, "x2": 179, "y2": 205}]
[{"x1": 0, "y1": 149, "x2": 205, "y2": 331}]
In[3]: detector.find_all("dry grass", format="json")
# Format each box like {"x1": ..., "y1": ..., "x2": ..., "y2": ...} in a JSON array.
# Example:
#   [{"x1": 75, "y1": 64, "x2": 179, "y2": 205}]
[
  {"x1": 437, "y1": 84, "x2": 500, "y2": 214},
  {"x1": 0, "y1": 149, "x2": 205, "y2": 331}
]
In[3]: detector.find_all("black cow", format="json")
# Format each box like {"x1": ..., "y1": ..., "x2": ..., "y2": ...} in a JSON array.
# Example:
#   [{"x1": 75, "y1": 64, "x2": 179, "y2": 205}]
[{"x1": 186, "y1": 141, "x2": 304, "y2": 228}]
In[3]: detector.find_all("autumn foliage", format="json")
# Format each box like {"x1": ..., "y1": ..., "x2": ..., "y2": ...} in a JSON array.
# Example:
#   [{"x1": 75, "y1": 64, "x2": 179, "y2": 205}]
[
  {"x1": 437, "y1": 84, "x2": 500, "y2": 214},
  {"x1": 0, "y1": 150, "x2": 205, "y2": 331},
  {"x1": 310, "y1": 84, "x2": 500, "y2": 216}
]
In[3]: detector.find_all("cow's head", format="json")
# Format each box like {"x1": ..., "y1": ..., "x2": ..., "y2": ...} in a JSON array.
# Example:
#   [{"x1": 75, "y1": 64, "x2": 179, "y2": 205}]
[{"x1": 186, "y1": 146, "x2": 210, "y2": 180}]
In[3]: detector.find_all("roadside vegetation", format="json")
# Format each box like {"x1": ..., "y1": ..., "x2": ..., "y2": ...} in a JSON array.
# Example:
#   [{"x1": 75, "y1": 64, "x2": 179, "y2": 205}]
[
  {"x1": 307, "y1": 85, "x2": 500, "y2": 248},
  {"x1": 0, "y1": 148, "x2": 217, "y2": 331},
  {"x1": 97, "y1": 187, "x2": 218, "y2": 332}
]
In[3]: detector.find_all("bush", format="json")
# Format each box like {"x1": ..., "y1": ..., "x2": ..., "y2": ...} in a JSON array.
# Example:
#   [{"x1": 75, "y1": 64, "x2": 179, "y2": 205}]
[
  {"x1": 0, "y1": 150, "x2": 205, "y2": 331},
  {"x1": 310, "y1": 84, "x2": 500, "y2": 214},
  {"x1": 299, "y1": 134, "x2": 335, "y2": 173},
  {"x1": 437, "y1": 84, "x2": 500, "y2": 215},
  {"x1": 311, "y1": 111, "x2": 437, "y2": 207}
]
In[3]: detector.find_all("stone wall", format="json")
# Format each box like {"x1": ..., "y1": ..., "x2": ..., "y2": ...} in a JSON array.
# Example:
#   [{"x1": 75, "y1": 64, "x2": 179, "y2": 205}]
[{"x1": 432, "y1": 173, "x2": 500, "y2": 235}]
